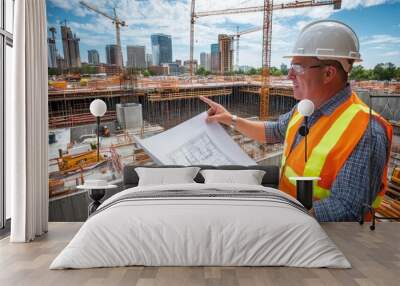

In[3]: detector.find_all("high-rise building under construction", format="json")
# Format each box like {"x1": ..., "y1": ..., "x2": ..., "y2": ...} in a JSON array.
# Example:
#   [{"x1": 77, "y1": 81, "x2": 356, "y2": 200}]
[
  {"x1": 61, "y1": 23, "x2": 81, "y2": 68},
  {"x1": 218, "y1": 34, "x2": 233, "y2": 74},
  {"x1": 47, "y1": 27, "x2": 58, "y2": 68}
]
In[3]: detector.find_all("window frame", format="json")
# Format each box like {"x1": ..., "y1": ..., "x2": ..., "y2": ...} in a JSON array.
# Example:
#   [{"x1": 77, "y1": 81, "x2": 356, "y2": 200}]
[{"x1": 0, "y1": 0, "x2": 13, "y2": 230}]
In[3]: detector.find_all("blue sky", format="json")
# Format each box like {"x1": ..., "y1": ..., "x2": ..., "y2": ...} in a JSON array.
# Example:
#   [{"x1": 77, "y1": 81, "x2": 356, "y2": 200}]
[{"x1": 47, "y1": 0, "x2": 400, "y2": 68}]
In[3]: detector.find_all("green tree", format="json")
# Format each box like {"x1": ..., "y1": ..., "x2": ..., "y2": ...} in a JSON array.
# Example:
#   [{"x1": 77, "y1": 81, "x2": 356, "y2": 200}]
[
  {"x1": 247, "y1": 67, "x2": 258, "y2": 75},
  {"x1": 142, "y1": 70, "x2": 151, "y2": 77},
  {"x1": 395, "y1": 67, "x2": 400, "y2": 81},
  {"x1": 235, "y1": 69, "x2": 245, "y2": 75},
  {"x1": 80, "y1": 65, "x2": 97, "y2": 74},
  {"x1": 350, "y1": 65, "x2": 366, "y2": 80},
  {"x1": 364, "y1": 69, "x2": 374, "y2": 80},
  {"x1": 196, "y1": 67, "x2": 210, "y2": 76},
  {"x1": 373, "y1": 62, "x2": 397, "y2": 81},
  {"x1": 48, "y1": 67, "x2": 60, "y2": 76},
  {"x1": 270, "y1": 67, "x2": 283, "y2": 76},
  {"x1": 350, "y1": 65, "x2": 375, "y2": 81}
]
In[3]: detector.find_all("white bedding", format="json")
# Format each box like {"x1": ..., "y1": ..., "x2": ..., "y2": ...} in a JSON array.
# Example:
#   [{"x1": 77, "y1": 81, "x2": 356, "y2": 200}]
[{"x1": 50, "y1": 183, "x2": 351, "y2": 269}]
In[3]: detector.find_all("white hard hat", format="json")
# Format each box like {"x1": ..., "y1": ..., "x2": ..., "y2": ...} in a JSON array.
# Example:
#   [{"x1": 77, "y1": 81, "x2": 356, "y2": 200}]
[{"x1": 284, "y1": 20, "x2": 362, "y2": 72}]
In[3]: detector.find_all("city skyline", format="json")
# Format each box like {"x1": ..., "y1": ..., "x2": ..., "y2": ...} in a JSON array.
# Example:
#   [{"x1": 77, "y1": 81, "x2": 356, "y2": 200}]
[{"x1": 46, "y1": 0, "x2": 400, "y2": 68}]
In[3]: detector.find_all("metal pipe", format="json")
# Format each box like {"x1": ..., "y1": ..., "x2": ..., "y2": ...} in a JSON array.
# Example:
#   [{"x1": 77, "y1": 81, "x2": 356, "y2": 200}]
[{"x1": 97, "y1": 116, "x2": 100, "y2": 162}]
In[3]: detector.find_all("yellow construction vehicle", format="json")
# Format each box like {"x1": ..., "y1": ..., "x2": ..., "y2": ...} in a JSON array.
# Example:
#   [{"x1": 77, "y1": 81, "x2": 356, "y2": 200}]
[
  {"x1": 392, "y1": 166, "x2": 400, "y2": 186},
  {"x1": 57, "y1": 149, "x2": 104, "y2": 173}
]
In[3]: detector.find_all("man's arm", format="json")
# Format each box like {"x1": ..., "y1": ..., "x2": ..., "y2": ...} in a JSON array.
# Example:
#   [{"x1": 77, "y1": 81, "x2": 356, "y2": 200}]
[
  {"x1": 231, "y1": 110, "x2": 293, "y2": 143},
  {"x1": 199, "y1": 95, "x2": 294, "y2": 144},
  {"x1": 264, "y1": 110, "x2": 293, "y2": 144},
  {"x1": 312, "y1": 119, "x2": 389, "y2": 222}
]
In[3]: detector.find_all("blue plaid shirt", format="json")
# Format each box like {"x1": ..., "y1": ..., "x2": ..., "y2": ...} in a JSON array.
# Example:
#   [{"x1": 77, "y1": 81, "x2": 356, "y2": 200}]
[{"x1": 265, "y1": 85, "x2": 389, "y2": 222}]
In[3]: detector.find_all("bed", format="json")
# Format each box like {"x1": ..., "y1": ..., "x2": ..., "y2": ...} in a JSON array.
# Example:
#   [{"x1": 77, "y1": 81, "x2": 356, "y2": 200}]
[{"x1": 50, "y1": 165, "x2": 351, "y2": 269}]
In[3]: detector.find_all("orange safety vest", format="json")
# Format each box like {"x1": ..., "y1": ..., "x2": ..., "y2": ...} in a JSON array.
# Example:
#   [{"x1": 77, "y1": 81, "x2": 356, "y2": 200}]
[{"x1": 279, "y1": 92, "x2": 392, "y2": 217}]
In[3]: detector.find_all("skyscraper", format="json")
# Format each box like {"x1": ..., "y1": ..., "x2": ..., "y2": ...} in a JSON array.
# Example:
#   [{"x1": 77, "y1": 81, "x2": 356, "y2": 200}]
[
  {"x1": 151, "y1": 34, "x2": 172, "y2": 65},
  {"x1": 48, "y1": 27, "x2": 58, "y2": 68},
  {"x1": 106, "y1": 45, "x2": 118, "y2": 65},
  {"x1": 61, "y1": 22, "x2": 81, "y2": 68},
  {"x1": 210, "y1": 43, "x2": 219, "y2": 73},
  {"x1": 200, "y1": 52, "x2": 207, "y2": 69},
  {"x1": 127, "y1": 46, "x2": 146, "y2": 69},
  {"x1": 206, "y1": 53, "x2": 211, "y2": 71},
  {"x1": 146, "y1": 53, "x2": 153, "y2": 67},
  {"x1": 218, "y1": 34, "x2": 233, "y2": 74},
  {"x1": 200, "y1": 52, "x2": 211, "y2": 71},
  {"x1": 88, "y1": 49, "x2": 100, "y2": 65}
]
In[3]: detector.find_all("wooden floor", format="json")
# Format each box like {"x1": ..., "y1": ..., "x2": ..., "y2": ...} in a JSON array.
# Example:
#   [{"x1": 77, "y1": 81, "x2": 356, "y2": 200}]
[{"x1": 0, "y1": 222, "x2": 399, "y2": 286}]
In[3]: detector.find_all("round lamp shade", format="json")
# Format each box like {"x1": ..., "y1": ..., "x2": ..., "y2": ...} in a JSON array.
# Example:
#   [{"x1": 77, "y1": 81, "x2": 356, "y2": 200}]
[
  {"x1": 297, "y1": 99, "x2": 315, "y2": 117},
  {"x1": 90, "y1": 99, "x2": 107, "y2": 117}
]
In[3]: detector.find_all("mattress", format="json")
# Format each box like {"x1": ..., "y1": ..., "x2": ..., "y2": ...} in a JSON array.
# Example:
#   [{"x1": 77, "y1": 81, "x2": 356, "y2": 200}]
[{"x1": 50, "y1": 183, "x2": 351, "y2": 269}]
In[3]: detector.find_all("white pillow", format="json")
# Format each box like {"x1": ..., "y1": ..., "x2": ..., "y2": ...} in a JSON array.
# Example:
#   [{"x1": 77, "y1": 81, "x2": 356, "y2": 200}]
[
  {"x1": 200, "y1": 169, "x2": 266, "y2": 185},
  {"x1": 135, "y1": 167, "x2": 201, "y2": 186}
]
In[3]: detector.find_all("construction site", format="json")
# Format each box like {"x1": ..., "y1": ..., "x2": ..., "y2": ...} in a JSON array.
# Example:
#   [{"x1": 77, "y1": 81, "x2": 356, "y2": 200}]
[{"x1": 47, "y1": 0, "x2": 400, "y2": 220}]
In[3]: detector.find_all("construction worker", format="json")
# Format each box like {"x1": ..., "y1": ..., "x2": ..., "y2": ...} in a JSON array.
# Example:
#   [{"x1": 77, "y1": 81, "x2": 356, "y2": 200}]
[{"x1": 200, "y1": 20, "x2": 392, "y2": 222}]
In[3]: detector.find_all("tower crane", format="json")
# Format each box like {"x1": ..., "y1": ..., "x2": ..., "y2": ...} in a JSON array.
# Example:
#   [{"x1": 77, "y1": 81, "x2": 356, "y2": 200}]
[
  {"x1": 229, "y1": 26, "x2": 263, "y2": 70},
  {"x1": 189, "y1": 0, "x2": 342, "y2": 120},
  {"x1": 80, "y1": 1, "x2": 126, "y2": 68}
]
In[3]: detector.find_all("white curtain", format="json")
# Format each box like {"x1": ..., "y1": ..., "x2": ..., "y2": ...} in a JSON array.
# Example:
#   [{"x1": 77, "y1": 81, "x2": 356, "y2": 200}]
[{"x1": 8, "y1": 0, "x2": 48, "y2": 242}]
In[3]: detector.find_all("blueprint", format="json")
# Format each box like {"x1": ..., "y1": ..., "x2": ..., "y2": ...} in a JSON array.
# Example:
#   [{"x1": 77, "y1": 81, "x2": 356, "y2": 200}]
[{"x1": 134, "y1": 112, "x2": 255, "y2": 166}]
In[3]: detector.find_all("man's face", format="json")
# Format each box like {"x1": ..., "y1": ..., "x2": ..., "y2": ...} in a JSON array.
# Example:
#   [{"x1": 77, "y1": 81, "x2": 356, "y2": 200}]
[{"x1": 288, "y1": 57, "x2": 325, "y2": 101}]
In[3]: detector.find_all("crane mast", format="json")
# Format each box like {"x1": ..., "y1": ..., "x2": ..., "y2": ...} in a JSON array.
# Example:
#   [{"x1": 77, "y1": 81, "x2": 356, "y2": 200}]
[
  {"x1": 261, "y1": 0, "x2": 273, "y2": 121},
  {"x1": 189, "y1": 0, "x2": 196, "y2": 76}
]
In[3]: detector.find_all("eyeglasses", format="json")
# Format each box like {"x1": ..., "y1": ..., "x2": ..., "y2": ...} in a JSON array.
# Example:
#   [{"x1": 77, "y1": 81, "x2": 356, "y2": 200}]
[{"x1": 289, "y1": 63, "x2": 324, "y2": 75}]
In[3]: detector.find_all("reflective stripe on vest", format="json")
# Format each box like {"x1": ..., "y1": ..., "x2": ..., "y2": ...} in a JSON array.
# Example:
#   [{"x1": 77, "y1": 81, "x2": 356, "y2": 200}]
[{"x1": 281, "y1": 112, "x2": 303, "y2": 169}]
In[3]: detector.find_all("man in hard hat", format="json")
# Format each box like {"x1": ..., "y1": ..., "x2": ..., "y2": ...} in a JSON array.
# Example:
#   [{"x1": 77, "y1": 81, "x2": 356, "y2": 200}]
[{"x1": 200, "y1": 20, "x2": 392, "y2": 222}]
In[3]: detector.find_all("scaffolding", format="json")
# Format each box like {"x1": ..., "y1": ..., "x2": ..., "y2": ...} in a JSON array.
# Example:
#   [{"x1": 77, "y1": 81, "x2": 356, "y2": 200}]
[{"x1": 48, "y1": 75, "x2": 298, "y2": 129}]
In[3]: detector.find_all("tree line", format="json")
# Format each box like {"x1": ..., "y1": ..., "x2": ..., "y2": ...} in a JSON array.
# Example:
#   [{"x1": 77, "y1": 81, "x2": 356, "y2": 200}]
[
  {"x1": 229, "y1": 62, "x2": 400, "y2": 81},
  {"x1": 49, "y1": 62, "x2": 400, "y2": 81},
  {"x1": 197, "y1": 62, "x2": 400, "y2": 81},
  {"x1": 349, "y1": 63, "x2": 400, "y2": 81}
]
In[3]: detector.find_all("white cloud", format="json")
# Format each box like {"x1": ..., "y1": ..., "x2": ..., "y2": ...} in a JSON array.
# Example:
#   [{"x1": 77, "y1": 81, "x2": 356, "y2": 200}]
[
  {"x1": 382, "y1": 50, "x2": 400, "y2": 56},
  {"x1": 362, "y1": 34, "x2": 400, "y2": 45},
  {"x1": 48, "y1": 0, "x2": 397, "y2": 67}
]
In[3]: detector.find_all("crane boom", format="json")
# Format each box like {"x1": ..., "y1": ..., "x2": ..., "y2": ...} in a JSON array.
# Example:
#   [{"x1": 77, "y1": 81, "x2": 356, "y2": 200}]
[
  {"x1": 80, "y1": 1, "x2": 126, "y2": 68},
  {"x1": 235, "y1": 26, "x2": 263, "y2": 37},
  {"x1": 79, "y1": 1, "x2": 116, "y2": 22},
  {"x1": 195, "y1": 0, "x2": 341, "y2": 18}
]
